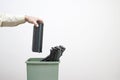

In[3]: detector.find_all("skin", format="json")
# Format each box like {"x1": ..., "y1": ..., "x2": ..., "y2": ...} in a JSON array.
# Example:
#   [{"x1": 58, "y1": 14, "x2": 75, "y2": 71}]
[{"x1": 25, "y1": 15, "x2": 43, "y2": 27}]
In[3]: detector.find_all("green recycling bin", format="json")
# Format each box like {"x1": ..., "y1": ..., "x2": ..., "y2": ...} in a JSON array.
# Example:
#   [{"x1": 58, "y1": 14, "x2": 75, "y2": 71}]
[{"x1": 26, "y1": 58, "x2": 59, "y2": 80}]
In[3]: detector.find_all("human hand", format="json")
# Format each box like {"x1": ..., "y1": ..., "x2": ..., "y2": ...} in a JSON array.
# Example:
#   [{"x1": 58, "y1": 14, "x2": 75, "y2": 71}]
[{"x1": 25, "y1": 15, "x2": 43, "y2": 27}]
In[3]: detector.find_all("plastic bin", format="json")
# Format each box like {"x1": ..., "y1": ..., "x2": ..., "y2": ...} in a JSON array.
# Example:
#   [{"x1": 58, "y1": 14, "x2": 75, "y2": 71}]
[{"x1": 26, "y1": 58, "x2": 59, "y2": 80}]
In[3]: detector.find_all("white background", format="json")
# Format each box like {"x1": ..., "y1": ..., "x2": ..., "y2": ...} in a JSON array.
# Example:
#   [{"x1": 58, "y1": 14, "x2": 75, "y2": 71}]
[{"x1": 0, "y1": 0, "x2": 120, "y2": 80}]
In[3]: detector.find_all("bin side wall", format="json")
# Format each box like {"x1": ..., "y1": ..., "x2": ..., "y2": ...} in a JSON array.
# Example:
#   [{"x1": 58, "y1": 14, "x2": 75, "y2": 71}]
[{"x1": 27, "y1": 64, "x2": 59, "y2": 80}]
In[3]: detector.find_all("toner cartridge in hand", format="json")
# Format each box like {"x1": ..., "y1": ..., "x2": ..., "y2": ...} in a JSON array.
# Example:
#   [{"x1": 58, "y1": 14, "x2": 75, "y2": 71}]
[{"x1": 32, "y1": 23, "x2": 44, "y2": 53}]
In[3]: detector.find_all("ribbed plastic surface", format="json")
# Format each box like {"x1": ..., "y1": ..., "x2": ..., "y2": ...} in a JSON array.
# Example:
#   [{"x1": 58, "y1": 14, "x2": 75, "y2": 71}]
[{"x1": 32, "y1": 23, "x2": 44, "y2": 53}]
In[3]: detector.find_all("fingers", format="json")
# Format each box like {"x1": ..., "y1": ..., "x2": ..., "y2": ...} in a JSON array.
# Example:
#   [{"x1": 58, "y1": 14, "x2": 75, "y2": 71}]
[
  {"x1": 33, "y1": 21, "x2": 39, "y2": 27},
  {"x1": 25, "y1": 15, "x2": 43, "y2": 27},
  {"x1": 37, "y1": 19, "x2": 43, "y2": 23},
  {"x1": 34, "y1": 20, "x2": 43, "y2": 27},
  {"x1": 35, "y1": 19, "x2": 44, "y2": 27}
]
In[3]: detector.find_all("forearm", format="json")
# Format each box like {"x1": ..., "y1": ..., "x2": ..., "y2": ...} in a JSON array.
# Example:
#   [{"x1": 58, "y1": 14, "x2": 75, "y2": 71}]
[{"x1": 0, "y1": 13, "x2": 26, "y2": 27}]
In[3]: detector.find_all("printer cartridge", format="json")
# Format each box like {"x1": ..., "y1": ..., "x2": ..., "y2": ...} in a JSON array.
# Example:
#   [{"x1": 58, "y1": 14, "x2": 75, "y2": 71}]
[{"x1": 32, "y1": 23, "x2": 44, "y2": 53}]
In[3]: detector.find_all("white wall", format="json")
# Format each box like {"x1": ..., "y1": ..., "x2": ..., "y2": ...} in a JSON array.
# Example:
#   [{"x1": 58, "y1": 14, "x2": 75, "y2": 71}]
[{"x1": 0, "y1": 0, "x2": 120, "y2": 80}]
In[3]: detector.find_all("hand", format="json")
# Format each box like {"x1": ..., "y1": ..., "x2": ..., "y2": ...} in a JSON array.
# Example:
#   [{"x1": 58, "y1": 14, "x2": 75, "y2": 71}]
[{"x1": 25, "y1": 15, "x2": 43, "y2": 27}]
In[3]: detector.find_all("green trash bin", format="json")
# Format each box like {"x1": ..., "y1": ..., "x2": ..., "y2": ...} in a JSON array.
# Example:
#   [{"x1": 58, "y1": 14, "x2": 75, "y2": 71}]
[{"x1": 26, "y1": 58, "x2": 59, "y2": 80}]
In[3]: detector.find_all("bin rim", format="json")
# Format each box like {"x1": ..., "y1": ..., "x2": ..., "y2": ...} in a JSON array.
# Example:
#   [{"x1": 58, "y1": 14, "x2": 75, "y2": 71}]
[{"x1": 25, "y1": 58, "x2": 60, "y2": 64}]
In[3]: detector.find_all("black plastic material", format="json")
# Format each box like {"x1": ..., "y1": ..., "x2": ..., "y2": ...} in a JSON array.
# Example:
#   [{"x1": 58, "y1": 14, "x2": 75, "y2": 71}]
[
  {"x1": 42, "y1": 45, "x2": 66, "y2": 61},
  {"x1": 32, "y1": 23, "x2": 44, "y2": 53}
]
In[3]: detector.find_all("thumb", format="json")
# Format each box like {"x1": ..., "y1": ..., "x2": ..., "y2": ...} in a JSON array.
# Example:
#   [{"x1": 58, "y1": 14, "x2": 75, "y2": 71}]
[{"x1": 33, "y1": 21, "x2": 39, "y2": 27}]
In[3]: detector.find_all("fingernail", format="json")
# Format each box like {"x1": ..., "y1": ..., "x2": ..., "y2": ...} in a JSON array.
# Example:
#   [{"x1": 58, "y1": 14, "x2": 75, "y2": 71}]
[{"x1": 36, "y1": 24, "x2": 39, "y2": 27}]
